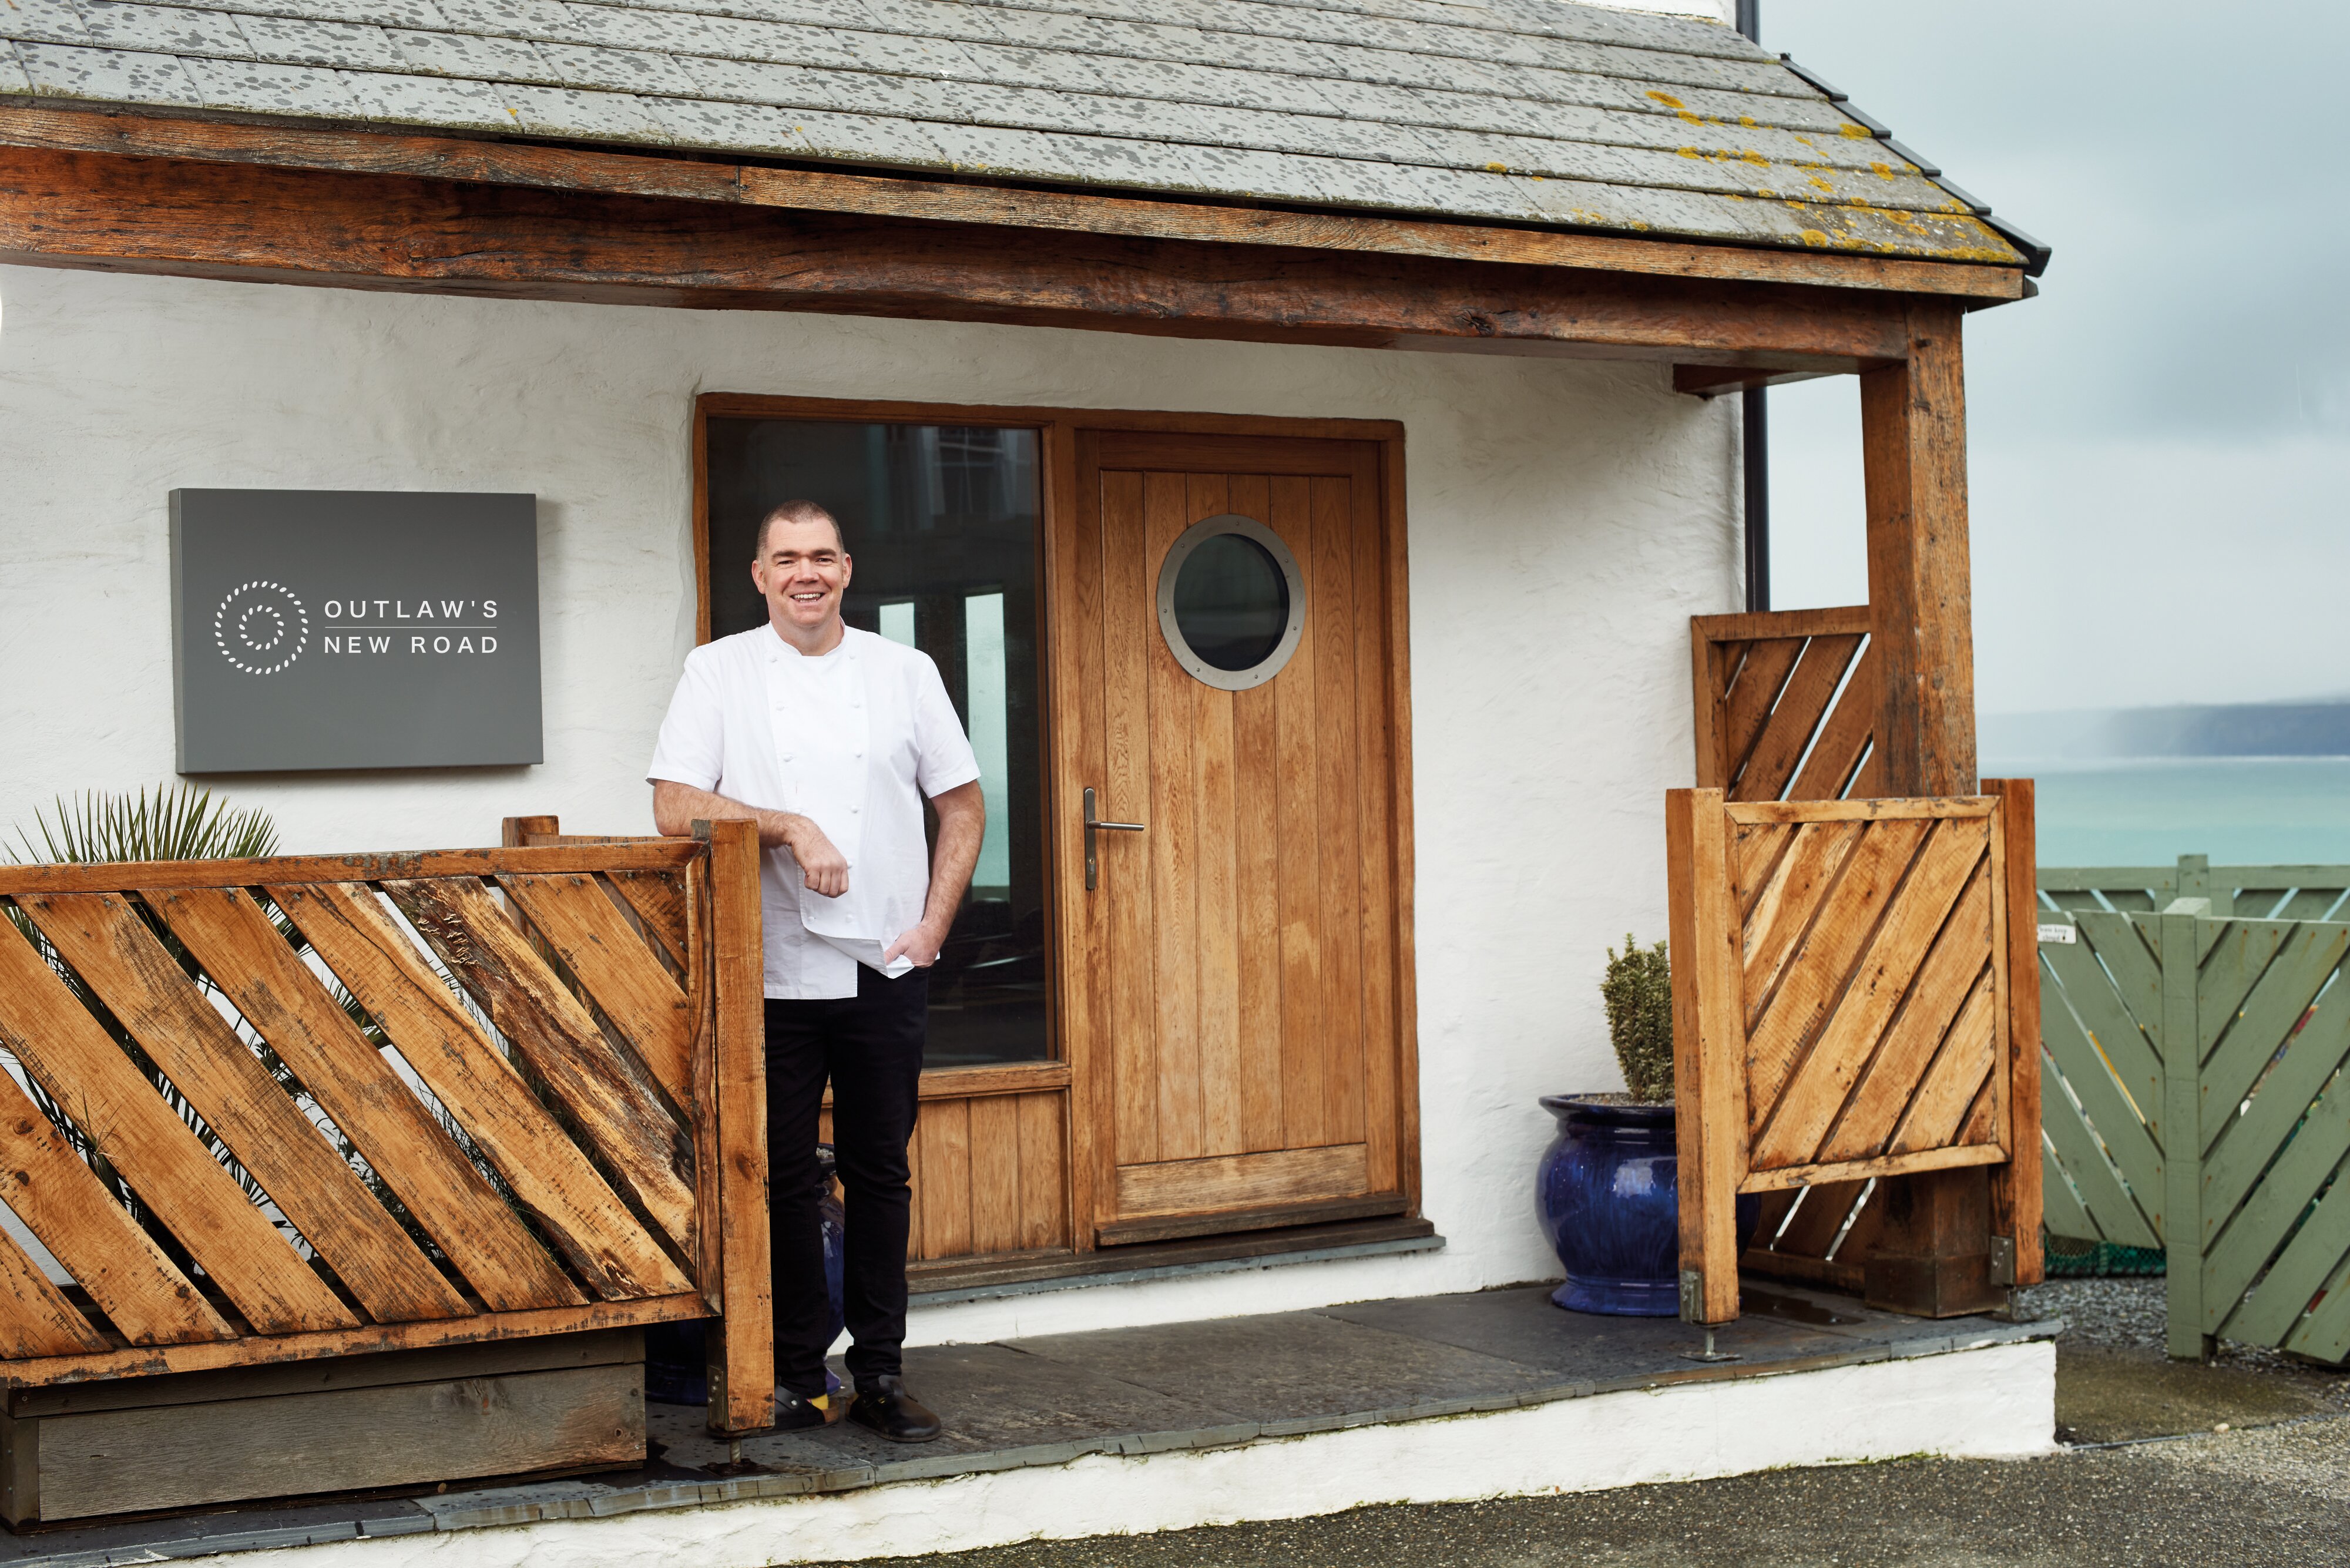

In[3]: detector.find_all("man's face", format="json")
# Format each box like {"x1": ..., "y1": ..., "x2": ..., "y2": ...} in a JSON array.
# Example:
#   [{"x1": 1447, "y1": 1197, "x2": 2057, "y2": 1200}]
[{"x1": 751, "y1": 516, "x2": 851, "y2": 634}]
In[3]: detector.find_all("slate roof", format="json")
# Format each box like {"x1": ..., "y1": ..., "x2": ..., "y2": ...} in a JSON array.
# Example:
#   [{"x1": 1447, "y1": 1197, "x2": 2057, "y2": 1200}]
[{"x1": 0, "y1": 0, "x2": 2035, "y2": 267}]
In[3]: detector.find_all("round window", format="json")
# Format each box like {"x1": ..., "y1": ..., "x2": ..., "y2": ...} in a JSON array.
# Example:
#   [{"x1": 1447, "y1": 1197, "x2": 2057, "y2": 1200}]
[{"x1": 1156, "y1": 514, "x2": 1307, "y2": 691}]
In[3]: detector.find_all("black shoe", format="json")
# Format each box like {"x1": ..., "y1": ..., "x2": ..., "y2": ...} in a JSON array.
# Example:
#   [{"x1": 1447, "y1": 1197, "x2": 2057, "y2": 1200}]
[
  {"x1": 848, "y1": 1375, "x2": 942, "y2": 1443},
  {"x1": 771, "y1": 1391, "x2": 834, "y2": 1431}
]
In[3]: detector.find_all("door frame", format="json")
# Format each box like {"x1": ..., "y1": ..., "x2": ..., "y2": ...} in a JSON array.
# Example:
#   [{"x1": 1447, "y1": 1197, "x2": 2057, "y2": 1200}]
[{"x1": 691, "y1": 394, "x2": 1420, "y2": 1258}]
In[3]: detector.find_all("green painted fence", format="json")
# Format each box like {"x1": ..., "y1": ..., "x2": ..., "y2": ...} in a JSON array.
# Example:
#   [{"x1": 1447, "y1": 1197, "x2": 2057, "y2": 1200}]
[{"x1": 2036, "y1": 857, "x2": 2350, "y2": 1361}]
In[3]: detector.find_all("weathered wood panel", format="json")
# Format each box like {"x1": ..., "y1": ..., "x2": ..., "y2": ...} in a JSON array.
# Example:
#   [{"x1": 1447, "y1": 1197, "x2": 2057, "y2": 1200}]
[{"x1": 1671, "y1": 788, "x2": 2031, "y2": 1324}]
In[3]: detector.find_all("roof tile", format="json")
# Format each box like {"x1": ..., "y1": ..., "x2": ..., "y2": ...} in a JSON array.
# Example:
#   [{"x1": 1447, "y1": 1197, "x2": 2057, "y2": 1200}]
[
  {"x1": 15, "y1": 39, "x2": 203, "y2": 101},
  {"x1": 0, "y1": 0, "x2": 94, "y2": 47},
  {"x1": 182, "y1": 53, "x2": 361, "y2": 113},
  {"x1": 76, "y1": 1, "x2": 244, "y2": 55},
  {"x1": 0, "y1": 0, "x2": 2027, "y2": 266}
]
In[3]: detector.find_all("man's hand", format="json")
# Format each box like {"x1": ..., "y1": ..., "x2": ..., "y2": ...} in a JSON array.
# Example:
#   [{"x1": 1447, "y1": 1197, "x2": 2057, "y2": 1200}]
[
  {"x1": 883, "y1": 918, "x2": 949, "y2": 968},
  {"x1": 783, "y1": 818, "x2": 851, "y2": 898}
]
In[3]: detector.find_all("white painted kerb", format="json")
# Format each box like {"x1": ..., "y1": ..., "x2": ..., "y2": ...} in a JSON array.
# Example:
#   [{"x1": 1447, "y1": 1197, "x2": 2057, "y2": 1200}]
[{"x1": 221, "y1": 1341, "x2": 2054, "y2": 1568}]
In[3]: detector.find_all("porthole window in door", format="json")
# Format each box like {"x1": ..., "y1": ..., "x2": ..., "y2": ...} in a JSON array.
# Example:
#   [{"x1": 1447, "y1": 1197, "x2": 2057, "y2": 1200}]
[{"x1": 1156, "y1": 514, "x2": 1307, "y2": 690}]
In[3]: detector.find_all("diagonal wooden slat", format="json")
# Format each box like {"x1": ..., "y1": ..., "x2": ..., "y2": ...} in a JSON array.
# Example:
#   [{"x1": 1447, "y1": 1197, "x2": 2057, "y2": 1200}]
[
  {"x1": 0, "y1": 911, "x2": 358, "y2": 1336},
  {"x1": 1741, "y1": 821, "x2": 1864, "y2": 1009},
  {"x1": 1719, "y1": 637, "x2": 1804, "y2": 787},
  {"x1": 2040, "y1": 1134, "x2": 2101, "y2": 1242},
  {"x1": 1753, "y1": 820, "x2": 1988, "y2": 1169},
  {"x1": 2044, "y1": 928, "x2": 2162, "y2": 1133},
  {"x1": 1785, "y1": 642, "x2": 1876, "y2": 803},
  {"x1": 2037, "y1": 985, "x2": 2164, "y2": 1210},
  {"x1": 1959, "y1": 1075, "x2": 1996, "y2": 1144},
  {"x1": 1773, "y1": 1178, "x2": 1865, "y2": 1258},
  {"x1": 1733, "y1": 820, "x2": 1791, "y2": 922},
  {"x1": 1814, "y1": 866, "x2": 1994, "y2": 1165},
  {"x1": 2278, "y1": 1244, "x2": 2350, "y2": 1364},
  {"x1": 498, "y1": 872, "x2": 694, "y2": 1106},
  {"x1": 23, "y1": 892, "x2": 468, "y2": 1327},
  {"x1": 0, "y1": 1227, "x2": 109, "y2": 1358},
  {"x1": 2202, "y1": 975, "x2": 2350, "y2": 1240},
  {"x1": 605, "y1": 870, "x2": 689, "y2": 969},
  {"x1": 2201, "y1": 1047, "x2": 2350, "y2": 1318},
  {"x1": 2037, "y1": 1057, "x2": 2163, "y2": 1249},
  {"x1": 1743, "y1": 817, "x2": 1931, "y2": 1124},
  {"x1": 1730, "y1": 633, "x2": 1863, "y2": 804},
  {"x1": 2200, "y1": 924, "x2": 2347, "y2": 1148},
  {"x1": 2220, "y1": 1146, "x2": 2350, "y2": 1348},
  {"x1": 1887, "y1": 968, "x2": 1998, "y2": 1154},
  {"x1": 270, "y1": 882, "x2": 692, "y2": 1301},
  {"x1": 0, "y1": 1067, "x2": 233, "y2": 1345},
  {"x1": 2193, "y1": 921, "x2": 2294, "y2": 1068},
  {"x1": 149, "y1": 885, "x2": 582, "y2": 1314},
  {"x1": 2074, "y1": 911, "x2": 2163, "y2": 1049},
  {"x1": 384, "y1": 878, "x2": 696, "y2": 1255}
]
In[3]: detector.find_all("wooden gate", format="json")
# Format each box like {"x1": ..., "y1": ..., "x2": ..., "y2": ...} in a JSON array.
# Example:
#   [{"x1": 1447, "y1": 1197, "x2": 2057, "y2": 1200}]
[
  {"x1": 2038, "y1": 894, "x2": 2350, "y2": 1362},
  {"x1": 0, "y1": 822, "x2": 771, "y2": 1432},
  {"x1": 1667, "y1": 790, "x2": 2040, "y2": 1324}
]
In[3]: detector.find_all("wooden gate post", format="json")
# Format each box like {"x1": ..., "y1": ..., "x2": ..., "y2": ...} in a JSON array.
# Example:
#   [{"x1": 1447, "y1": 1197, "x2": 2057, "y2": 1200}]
[
  {"x1": 2159, "y1": 901, "x2": 2215, "y2": 1361},
  {"x1": 699, "y1": 817, "x2": 774, "y2": 1432},
  {"x1": 1667, "y1": 787, "x2": 1745, "y2": 1326},
  {"x1": 1858, "y1": 304, "x2": 1996, "y2": 1315},
  {"x1": 1983, "y1": 777, "x2": 2044, "y2": 1292}
]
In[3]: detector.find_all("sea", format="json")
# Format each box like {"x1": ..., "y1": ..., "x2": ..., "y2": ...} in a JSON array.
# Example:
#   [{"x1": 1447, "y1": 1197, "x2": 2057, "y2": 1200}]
[{"x1": 1986, "y1": 757, "x2": 2350, "y2": 869}]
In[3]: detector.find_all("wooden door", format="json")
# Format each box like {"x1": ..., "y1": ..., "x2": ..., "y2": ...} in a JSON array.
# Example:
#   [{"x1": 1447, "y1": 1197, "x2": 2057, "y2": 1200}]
[{"x1": 1056, "y1": 428, "x2": 1414, "y2": 1246}]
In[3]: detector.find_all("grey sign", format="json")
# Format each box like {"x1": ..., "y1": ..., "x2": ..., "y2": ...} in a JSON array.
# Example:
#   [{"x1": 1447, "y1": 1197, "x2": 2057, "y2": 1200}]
[{"x1": 170, "y1": 489, "x2": 542, "y2": 773}]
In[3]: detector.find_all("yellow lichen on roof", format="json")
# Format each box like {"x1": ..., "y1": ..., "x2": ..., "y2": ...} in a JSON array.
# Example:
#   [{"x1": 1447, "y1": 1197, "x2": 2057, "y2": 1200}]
[{"x1": 1646, "y1": 90, "x2": 1686, "y2": 109}]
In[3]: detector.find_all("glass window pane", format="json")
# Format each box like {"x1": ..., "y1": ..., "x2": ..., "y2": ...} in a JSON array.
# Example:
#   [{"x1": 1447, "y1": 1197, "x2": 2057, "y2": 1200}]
[
  {"x1": 1173, "y1": 533, "x2": 1288, "y2": 671},
  {"x1": 704, "y1": 419, "x2": 1046, "y2": 1068}
]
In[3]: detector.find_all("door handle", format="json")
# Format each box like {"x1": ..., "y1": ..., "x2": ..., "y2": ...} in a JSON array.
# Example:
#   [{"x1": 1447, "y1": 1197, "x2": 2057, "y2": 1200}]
[{"x1": 1083, "y1": 787, "x2": 1145, "y2": 891}]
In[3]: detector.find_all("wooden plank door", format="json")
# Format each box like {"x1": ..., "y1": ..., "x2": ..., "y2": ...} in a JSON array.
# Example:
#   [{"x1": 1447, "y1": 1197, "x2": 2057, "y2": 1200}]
[{"x1": 1058, "y1": 428, "x2": 1412, "y2": 1246}]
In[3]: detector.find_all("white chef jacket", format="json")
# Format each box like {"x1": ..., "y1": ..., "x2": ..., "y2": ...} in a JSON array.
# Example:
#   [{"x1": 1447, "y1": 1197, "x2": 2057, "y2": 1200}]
[{"x1": 646, "y1": 624, "x2": 982, "y2": 999}]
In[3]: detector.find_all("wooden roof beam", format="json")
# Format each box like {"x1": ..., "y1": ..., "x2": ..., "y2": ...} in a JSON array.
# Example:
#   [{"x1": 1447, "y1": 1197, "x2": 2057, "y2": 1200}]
[
  {"x1": 0, "y1": 105, "x2": 2026, "y2": 305},
  {"x1": 0, "y1": 144, "x2": 1946, "y2": 367}
]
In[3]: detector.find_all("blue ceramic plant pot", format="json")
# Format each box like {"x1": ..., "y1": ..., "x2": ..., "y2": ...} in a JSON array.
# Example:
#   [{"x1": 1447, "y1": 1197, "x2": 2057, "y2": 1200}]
[{"x1": 1535, "y1": 1096, "x2": 1758, "y2": 1316}]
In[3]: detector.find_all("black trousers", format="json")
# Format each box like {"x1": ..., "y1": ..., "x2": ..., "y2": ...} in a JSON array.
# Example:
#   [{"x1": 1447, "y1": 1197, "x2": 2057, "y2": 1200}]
[{"x1": 764, "y1": 966, "x2": 927, "y2": 1400}]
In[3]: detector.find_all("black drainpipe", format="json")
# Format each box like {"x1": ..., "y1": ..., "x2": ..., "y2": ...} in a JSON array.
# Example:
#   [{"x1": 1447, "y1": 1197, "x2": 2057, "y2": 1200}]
[{"x1": 1735, "y1": 0, "x2": 1769, "y2": 613}]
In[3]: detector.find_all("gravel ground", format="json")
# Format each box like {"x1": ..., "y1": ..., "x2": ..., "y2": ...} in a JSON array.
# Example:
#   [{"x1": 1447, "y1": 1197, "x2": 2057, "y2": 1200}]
[{"x1": 2020, "y1": 1276, "x2": 2350, "y2": 1404}]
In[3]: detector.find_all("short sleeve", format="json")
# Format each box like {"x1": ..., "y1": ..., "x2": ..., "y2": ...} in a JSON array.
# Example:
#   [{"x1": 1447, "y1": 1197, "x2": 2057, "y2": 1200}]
[
  {"x1": 911, "y1": 654, "x2": 982, "y2": 798},
  {"x1": 646, "y1": 649, "x2": 727, "y2": 791}
]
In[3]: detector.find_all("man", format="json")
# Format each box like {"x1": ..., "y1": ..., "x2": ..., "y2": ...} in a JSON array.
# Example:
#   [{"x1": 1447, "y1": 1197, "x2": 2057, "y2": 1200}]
[{"x1": 649, "y1": 499, "x2": 983, "y2": 1443}]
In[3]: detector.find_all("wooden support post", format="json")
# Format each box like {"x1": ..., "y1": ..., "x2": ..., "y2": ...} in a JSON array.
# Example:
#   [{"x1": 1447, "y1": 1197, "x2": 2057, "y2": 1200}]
[
  {"x1": 1667, "y1": 788, "x2": 1744, "y2": 1325},
  {"x1": 1858, "y1": 303, "x2": 1992, "y2": 1314},
  {"x1": 1983, "y1": 779, "x2": 2044, "y2": 1290},
  {"x1": 1861, "y1": 303, "x2": 1975, "y2": 800},
  {"x1": 697, "y1": 818, "x2": 774, "y2": 1433},
  {"x1": 2160, "y1": 902, "x2": 2215, "y2": 1361},
  {"x1": 1862, "y1": 1163, "x2": 2003, "y2": 1317}
]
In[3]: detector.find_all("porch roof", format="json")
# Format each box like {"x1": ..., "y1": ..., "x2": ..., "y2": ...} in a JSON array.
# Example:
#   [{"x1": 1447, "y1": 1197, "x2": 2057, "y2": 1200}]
[{"x1": 0, "y1": 0, "x2": 2036, "y2": 270}]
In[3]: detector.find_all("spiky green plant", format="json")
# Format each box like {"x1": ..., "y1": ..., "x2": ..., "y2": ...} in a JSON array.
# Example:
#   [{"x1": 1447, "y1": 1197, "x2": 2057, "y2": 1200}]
[{"x1": 1602, "y1": 935, "x2": 1674, "y2": 1104}]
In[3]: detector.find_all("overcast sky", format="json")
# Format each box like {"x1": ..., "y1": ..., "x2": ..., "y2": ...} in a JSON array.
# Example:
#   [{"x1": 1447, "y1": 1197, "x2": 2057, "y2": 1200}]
[{"x1": 1755, "y1": 1, "x2": 2350, "y2": 716}]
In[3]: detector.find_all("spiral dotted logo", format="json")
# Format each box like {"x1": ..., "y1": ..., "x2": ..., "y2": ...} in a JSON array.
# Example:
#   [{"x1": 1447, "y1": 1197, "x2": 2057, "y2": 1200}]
[{"x1": 213, "y1": 580, "x2": 310, "y2": 675}]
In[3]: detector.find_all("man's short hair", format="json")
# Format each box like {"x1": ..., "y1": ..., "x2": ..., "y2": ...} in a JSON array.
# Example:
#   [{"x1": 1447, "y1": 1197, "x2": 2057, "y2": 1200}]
[{"x1": 753, "y1": 500, "x2": 847, "y2": 558}]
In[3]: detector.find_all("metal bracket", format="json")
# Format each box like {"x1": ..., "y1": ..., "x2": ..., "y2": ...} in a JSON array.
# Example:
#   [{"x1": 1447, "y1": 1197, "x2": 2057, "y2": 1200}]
[{"x1": 1989, "y1": 1234, "x2": 2017, "y2": 1288}]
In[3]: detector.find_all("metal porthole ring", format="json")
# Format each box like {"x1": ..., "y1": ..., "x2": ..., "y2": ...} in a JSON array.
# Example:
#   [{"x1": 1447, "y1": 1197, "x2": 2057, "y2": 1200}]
[{"x1": 1154, "y1": 513, "x2": 1308, "y2": 693}]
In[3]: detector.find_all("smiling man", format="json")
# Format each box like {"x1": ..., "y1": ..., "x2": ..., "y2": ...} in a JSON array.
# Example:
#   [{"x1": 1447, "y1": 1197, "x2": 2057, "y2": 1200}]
[{"x1": 649, "y1": 499, "x2": 983, "y2": 1443}]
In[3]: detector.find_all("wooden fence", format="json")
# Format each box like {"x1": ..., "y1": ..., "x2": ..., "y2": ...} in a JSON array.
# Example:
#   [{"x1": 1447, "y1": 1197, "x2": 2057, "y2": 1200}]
[
  {"x1": 1689, "y1": 606, "x2": 1878, "y2": 804},
  {"x1": 1667, "y1": 788, "x2": 2040, "y2": 1325},
  {"x1": 2036, "y1": 859, "x2": 2350, "y2": 1361},
  {"x1": 0, "y1": 822, "x2": 772, "y2": 1432}
]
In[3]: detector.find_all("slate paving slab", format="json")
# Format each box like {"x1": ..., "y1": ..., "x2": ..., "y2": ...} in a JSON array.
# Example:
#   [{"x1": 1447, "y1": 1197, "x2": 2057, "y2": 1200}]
[
  {"x1": 1010, "y1": 1308, "x2": 1557, "y2": 1421},
  {"x1": 1320, "y1": 1284, "x2": 1902, "y2": 1388}
]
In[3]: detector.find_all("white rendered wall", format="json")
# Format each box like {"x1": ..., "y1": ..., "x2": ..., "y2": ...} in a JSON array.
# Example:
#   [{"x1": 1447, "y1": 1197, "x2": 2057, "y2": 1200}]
[{"x1": 0, "y1": 264, "x2": 1739, "y2": 1331}]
